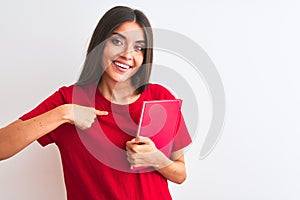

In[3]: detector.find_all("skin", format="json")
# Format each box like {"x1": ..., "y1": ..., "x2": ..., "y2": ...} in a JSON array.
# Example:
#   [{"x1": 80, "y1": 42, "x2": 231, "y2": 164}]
[
  {"x1": 99, "y1": 21, "x2": 145, "y2": 104},
  {"x1": 126, "y1": 137, "x2": 187, "y2": 184},
  {"x1": 100, "y1": 22, "x2": 187, "y2": 184},
  {"x1": 0, "y1": 105, "x2": 108, "y2": 160},
  {"x1": 0, "y1": 21, "x2": 187, "y2": 184}
]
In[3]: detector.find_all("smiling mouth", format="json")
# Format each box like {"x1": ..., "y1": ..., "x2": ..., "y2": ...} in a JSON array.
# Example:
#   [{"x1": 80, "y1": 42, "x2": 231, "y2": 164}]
[{"x1": 113, "y1": 61, "x2": 132, "y2": 70}]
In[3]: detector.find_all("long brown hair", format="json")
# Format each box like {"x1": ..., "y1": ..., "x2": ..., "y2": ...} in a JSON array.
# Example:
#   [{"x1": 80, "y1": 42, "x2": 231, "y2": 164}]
[{"x1": 75, "y1": 6, "x2": 153, "y2": 94}]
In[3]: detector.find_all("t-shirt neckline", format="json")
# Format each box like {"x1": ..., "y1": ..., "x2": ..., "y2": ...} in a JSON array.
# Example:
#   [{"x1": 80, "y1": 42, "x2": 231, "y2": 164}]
[{"x1": 94, "y1": 84, "x2": 147, "y2": 112}]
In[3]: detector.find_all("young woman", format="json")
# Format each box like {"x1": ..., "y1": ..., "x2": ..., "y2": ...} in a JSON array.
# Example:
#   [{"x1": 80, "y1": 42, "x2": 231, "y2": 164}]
[{"x1": 0, "y1": 6, "x2": 192, "y2": 200}]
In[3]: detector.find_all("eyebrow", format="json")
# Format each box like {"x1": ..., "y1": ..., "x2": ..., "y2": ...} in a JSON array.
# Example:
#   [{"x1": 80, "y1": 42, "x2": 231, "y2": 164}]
[{"x1": 111, "y1": 32, "x2": 146, "y2": 44}]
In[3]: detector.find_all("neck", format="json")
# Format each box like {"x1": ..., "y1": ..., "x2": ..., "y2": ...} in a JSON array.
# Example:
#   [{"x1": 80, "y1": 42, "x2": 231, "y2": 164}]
[{"x1": 98, "y1": 77, "x2": 139, "y2": 105}]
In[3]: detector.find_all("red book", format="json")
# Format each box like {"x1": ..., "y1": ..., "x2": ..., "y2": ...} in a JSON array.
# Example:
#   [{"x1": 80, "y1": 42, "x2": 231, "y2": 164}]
[{"x1": 132, "y1": 99, "x2": 182, "y2": 171}]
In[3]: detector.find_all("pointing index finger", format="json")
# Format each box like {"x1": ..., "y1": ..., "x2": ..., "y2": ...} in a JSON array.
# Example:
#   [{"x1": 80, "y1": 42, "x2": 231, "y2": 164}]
[{"x1": 95, "y1": 109, "x2": 109, "y2": 116}]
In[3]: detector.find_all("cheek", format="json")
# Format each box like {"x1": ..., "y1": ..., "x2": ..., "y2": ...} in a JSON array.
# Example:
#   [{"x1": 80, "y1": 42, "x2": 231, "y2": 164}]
[
  {"x1": 136, "y1": 54, "x2": 144, "y2": 66},
  {"x1": 101, "y1": 52, "x2": 109, "y2": 70},
  {"x1": 103, "y1": 44, "x2": 123, "y2": 59},
  {"x1": 101, "y1": 46, "x2": 119, "y2": 68}
]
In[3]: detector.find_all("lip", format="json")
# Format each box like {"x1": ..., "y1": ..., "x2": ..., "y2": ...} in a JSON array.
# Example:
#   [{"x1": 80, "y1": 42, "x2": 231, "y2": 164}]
[{"x1": 113, "y1": 60, "x2": 132, "y2": 72}]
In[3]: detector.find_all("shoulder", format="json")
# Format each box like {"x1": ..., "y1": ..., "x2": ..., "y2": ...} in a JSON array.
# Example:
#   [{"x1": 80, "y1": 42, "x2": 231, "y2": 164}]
[
  {"x1": 144, "y1": 83, "x2": 177, "y2": 100},
  {"x1": 56, "y1": 84, "x2": 97, "y2": 103},
  {"x1": 57, "y1": 83, "x2": 98, "y2": 95},
  {"x1": 55, "y1": 85, "x2": 74, "y2": 100},
  {"x1": 57, "y1": 85, "x2": 74, "y2": 94}
]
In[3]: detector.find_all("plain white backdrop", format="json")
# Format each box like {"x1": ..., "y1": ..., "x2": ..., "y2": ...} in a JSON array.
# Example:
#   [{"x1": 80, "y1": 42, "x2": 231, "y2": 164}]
[{"x1": 1, "y1": 0, "x2": 300, "y2": 199}]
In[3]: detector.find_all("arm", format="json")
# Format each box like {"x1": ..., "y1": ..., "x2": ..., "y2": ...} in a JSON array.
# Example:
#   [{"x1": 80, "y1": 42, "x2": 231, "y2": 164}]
[
  {"x1": 0, "y1": 104, "x2": 108, "y2": 160},
  {"x1": 126, "y1": 137, "x2": 187, "y2": 184},
  {"x1": 155, "y1": 150, "x2": 187, "y2": 184}
]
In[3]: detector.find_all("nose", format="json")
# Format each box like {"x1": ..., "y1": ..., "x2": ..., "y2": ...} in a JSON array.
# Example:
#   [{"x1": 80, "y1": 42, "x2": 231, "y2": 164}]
[{"x1": 120, "y1": 45, "x2": 134, "y2": 60}]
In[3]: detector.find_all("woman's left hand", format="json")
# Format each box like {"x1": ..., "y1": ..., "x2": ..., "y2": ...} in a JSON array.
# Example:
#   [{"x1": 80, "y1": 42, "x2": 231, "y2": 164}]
[
  {"x1": 126, "y1": 136, "x2": 157, "y2": 153},
  {"x1": 126, "y1": 137, "x2": 173, "y2": 169}
]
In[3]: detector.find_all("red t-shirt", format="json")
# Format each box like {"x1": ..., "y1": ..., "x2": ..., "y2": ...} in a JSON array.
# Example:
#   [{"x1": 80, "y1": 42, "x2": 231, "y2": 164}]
[{"x1": 20, "y1": 83, "x2": 192, "y2": 200}]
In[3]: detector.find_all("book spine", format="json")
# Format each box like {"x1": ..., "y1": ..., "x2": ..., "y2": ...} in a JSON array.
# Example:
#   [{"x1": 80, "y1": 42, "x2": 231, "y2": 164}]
[{"x1": 136, "y1": 102, "x2": 146, "y2": 137}]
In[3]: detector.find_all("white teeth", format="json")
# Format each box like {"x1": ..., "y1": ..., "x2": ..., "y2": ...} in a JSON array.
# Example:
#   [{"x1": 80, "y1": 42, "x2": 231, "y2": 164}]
[{"x1": 114, "y1": 61, "x2": 130, "y2": 69}]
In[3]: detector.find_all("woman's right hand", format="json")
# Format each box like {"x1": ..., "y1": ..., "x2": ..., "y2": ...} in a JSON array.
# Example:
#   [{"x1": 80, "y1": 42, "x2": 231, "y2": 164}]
[
  {"x1": 0, "y1": 104, "x2": 108, "y2": 160},
  {"x1": 65, "y1": 104, "x2": 108, "y2": 130}
]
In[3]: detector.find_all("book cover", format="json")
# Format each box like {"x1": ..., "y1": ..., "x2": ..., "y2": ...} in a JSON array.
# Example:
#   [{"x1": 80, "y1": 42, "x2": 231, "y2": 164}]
[{"x1": 132, "y1": 99, "x2": 182, "y2": 171}]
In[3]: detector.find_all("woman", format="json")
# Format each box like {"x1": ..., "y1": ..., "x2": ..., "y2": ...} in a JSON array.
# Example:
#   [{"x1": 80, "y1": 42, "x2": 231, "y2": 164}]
[{"x1": 0, "y1": 6, "x2": 192, "y2": 200}]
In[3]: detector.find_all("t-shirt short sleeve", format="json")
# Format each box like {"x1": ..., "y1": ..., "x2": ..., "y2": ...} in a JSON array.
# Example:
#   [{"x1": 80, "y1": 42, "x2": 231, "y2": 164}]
[
  {"x1": 172, "y1": 113, "x2": 192, "y2": 152},
  {"x1": 19, "y1": 86, "x2": 70, "y2": 146},
  {"x1": 148, "y1": 84, "x2": 192, "y2": 152}
]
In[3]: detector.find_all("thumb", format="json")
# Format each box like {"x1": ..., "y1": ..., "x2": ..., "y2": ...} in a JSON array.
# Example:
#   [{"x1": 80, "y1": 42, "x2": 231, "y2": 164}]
[{"x1": 135, "y1": 136, "x2": 148, "y2": 144}]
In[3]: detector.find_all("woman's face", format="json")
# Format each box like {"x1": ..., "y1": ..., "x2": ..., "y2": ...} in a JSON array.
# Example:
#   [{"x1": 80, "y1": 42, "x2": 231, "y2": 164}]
[{"x1": 101, "y1": 21, "x2": 145, "y2": 84}]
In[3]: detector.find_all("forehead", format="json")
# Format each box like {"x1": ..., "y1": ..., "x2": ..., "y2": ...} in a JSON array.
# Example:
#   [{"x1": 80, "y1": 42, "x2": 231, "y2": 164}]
[{"x1": 112, "y1": 21, "x2": 145, "y2": 41}]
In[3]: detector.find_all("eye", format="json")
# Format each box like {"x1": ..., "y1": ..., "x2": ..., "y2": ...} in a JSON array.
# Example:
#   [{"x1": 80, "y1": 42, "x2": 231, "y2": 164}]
[
  {"x1": 111, "y1": 38, "x2": 123, "y2": 46},
  {"x1": 134, "y1": 45, "x2": 145, "y2": 52}
]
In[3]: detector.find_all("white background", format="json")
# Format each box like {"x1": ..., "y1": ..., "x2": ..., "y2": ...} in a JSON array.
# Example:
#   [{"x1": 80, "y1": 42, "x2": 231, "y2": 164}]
[{"x1": 1, "y1": 0, "x2": 300, "y2": 199}]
